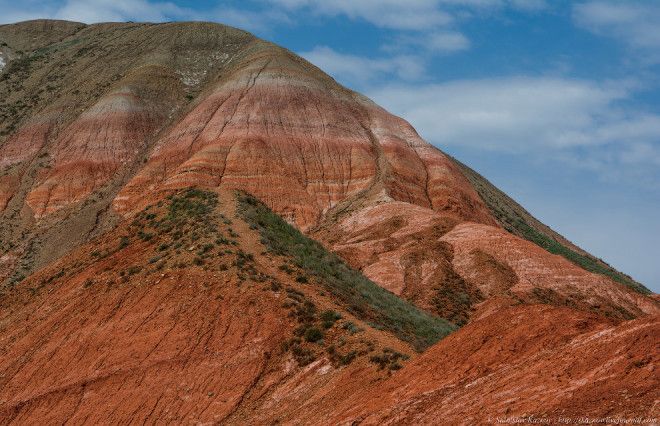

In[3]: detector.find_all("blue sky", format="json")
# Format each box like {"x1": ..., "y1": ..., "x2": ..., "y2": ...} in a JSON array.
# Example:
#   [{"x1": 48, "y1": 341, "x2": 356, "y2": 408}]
[{"x1": 2, "y1": 0, "x2": 659, "y2": 291}]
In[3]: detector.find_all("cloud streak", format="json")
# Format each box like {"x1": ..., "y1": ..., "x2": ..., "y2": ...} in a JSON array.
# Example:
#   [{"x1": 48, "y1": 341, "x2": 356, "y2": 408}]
[
  {"x1": 301, "y1": 46, "x2": 427, "y2": 84},
  {"x1": 573, "y1": 1, "x2": 660, "y2": 49},
  {"x1": 269, "y1": 0, "x2": 453, "y2": 30}
]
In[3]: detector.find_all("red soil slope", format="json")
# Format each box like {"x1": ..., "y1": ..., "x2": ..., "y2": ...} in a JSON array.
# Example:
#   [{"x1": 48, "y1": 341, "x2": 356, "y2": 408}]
[
  {"x1": 325, "y1": 305, "x2": 659, "y2": 425},
  {"x1": 0, "y1": 190, "x2": 414, "y2": 424},
  {"x1": 113, "y1": 41, "x2": 656, "y2": 324},
  {"x1": 1, "y1": 191, "x2": 656, "y2": 424}
]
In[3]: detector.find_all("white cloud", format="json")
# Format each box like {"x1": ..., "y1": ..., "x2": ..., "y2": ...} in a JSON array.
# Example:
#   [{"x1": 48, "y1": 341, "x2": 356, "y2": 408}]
[
  {"x1": 385, "y1": 31, "x2": 471, "y2": 54},
  {"x1": 269, "y1": 0, "x2": 453, "y2": 30},
  {"x1": 438, "y1": 0, "x2": 547, "y2": 11},
  {"x1": 53, "y1": 0, "x2": 190, "y2": 23},
  {"x1": 370, "y1": 78, "x2": 628, "y2": 149},
  {"x1": 301, "y1": 46, "x2": 426, "y2": 84},
  {"x1": 427, "y1": 31, "x2": 471, "y2": 52},
  {"x1": 0, "y1": 0, "x2": 195, "y2": 24},
  {"x1": 0, "y1": 0, "x2": 548, "y2": 51},
  {"x1": 268, "y1": 0, "x2": 546, "y2": 30},
  {"x1": 368, "y1": 77, "x2": 660, "y2": 181},
  {"x1": 573, "y1": 1, "x2": 660, "y2": 49},
  {"x1": 271, "y1": 0, "x2": 549, "y2": 59}
]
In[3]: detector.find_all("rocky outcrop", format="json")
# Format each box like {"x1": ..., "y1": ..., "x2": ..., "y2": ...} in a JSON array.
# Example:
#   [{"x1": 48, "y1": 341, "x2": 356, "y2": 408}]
[
  {"x1": 0, "y1": 111, "x2": 58, "y2": 211},
  {"x1": 442, "y1": 222, "x2": 658, "y2": 318}
]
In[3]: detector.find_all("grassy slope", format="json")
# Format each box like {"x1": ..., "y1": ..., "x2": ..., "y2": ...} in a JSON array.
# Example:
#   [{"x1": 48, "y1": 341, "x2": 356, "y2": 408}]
[
  {"x1": 453, "y1": 158, "x2": 650, "y2": 294},
  {"x1": 236, "y1": 192, "x2": 456, "y2": 351}
]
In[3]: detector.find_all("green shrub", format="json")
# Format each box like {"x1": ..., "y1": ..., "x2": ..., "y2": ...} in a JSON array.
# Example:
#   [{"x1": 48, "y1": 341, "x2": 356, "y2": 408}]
[
  {"x1": 137, "y1": 230, "x2": 153, "y2": 241},
  {"x1": 235, "y1": 250, "x2": 254, "y2": 269},
  {"x1": 290, "y1": 343, "x2": 316, "y2": 366},
  {"x1": 369, "y1": 348, "x2": 409, "y2": 370},
  {"x1": 304, "y1": 327, "x2": 324, "y2": 343},
  {"x1": 320, "y1": 310, "x2": 342, "y2": 328},
  {"x1": 166, "y1": 188, "x2": 217, "y2": 221},
  {"x1": 327, "y1": 345, "x2": 358, "y2": 366},
  {"x1": 127, "y1": 266, "x2": 141, "y2": 275},
  {"x1": 342, "y1": 321, "x2": 362, "y2": 335},
  {"x1": 118, "y1": 236, "x2": 130, "y2": 249},
  {"x1": 293, "y1": 300, "x2": 317, "y2": 323}
]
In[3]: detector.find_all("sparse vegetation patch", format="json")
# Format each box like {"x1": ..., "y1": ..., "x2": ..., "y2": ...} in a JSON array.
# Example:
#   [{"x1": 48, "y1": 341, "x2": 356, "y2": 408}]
[{"x1": 236, "y1": 191, "x2": 456, "y2": 351}]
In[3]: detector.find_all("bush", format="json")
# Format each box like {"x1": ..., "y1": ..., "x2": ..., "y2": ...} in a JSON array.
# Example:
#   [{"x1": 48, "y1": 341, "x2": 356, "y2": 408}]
[
  {"x1": 342, "y1": 321, "x2": 362, "y2": 335},
  {"x1": 290, "y1": 343, "x2": 316, "y2": 366},
  {"x1": 127, "y1": 266, "x2": 141, "y2": 275},
  {"x1": 320, "y1": 310, "x2": 342, "y2": 328},
  {"x1": 137, "y1": 230, "x2": 153, "y2": 241},
  {"x1": 118, "y1": 236, "x2": 130, "y2": 249},
  {"x1": 166, "y1": 188, "x2": 217, "y2": 221},
  {"x1": 369, "y1": 348, "x2": 408, "y2": 370},
  {"x1": 304, "y1": 327, "x2": 324, "y2": 343}
]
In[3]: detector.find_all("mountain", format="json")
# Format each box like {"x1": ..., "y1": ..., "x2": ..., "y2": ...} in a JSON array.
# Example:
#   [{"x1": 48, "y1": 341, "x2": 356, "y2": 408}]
[{"x1": 0, "y1": 20, "x2": 657, "y2": 424}]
